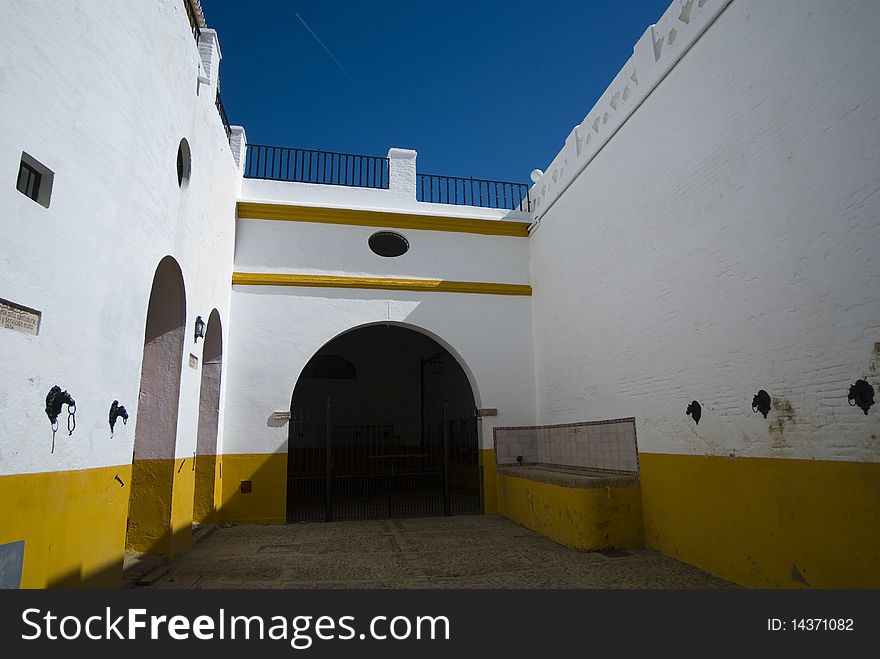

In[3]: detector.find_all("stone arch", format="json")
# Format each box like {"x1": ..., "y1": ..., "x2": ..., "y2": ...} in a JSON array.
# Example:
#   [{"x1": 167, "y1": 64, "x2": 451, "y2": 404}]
[
  {"x1": 126, "y1": 256, "x2": 186, "y2": 555},
  {"x1": 292, "y1": 320, "x2": 483, "y2": 409},
  {"x1": 285, "y1": 321, "x2": 482, "y2": 522}
]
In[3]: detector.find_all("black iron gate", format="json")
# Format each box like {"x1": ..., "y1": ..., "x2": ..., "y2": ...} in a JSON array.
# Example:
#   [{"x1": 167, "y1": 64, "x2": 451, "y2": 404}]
[{"x1": 286, "y1": 400, "x2": 483, "y2": 522}]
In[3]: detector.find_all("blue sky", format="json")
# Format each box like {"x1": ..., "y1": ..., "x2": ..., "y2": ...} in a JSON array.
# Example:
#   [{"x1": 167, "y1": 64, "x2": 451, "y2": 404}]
[{"x1": 202, "y1": 0, "x2": 670, "y2": 184}]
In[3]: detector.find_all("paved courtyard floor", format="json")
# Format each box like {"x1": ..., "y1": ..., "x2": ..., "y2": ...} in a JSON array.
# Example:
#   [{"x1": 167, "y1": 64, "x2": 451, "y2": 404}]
[{"x1": 145, "y1": 515, "x2": 734, "y2": 589}]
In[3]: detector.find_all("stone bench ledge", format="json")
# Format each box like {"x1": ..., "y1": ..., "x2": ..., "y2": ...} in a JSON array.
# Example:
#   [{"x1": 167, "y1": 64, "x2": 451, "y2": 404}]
[{"x1": 497, "y1": 465, "x2": 639, "y2": 489}]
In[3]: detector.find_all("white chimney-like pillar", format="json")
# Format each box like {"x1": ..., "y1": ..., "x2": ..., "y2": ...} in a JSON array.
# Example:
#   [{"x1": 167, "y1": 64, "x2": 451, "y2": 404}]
[
  {"x1": 229, "y1": 125, "x2": 247, "y2": 170},
  {"x1": 387, "y1": 148, "x2": 417, "y2": 198},
  {"x1": 197, "y1": 28, "x2": 222, "y2": 98}
]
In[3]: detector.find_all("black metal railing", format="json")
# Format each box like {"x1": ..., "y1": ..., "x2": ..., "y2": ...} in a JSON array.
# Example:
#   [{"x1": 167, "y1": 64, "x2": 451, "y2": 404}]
[
  {"x1": 417, "y1": 173, "x2": 531, "y2": 211},
  {"x1": 184, "y1": 0, "x2": 201, "y2": 43},
  {"x1": 215, "y1": 91, "x2": 232, "y2": 146},
  {"x1": 245, "y1": 145, "x2": 390, "y2": 189},
  {"x1": 243, "y1": 143, "x2": 531, "y2": 210}
]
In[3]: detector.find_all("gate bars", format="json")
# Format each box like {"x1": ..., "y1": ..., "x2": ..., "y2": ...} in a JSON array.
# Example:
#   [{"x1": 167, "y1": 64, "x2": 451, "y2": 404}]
[{"x1": 286, "y1": 400, "x2": 483, "y2": 523}]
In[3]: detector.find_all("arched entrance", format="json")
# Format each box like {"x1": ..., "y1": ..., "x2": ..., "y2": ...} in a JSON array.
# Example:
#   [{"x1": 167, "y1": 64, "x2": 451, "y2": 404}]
[
  {"x1": 126, "y1": 256, "x2": 186, "y2": 554},
  {"x1": 193, "y1": 309, "x2": 222, "y2": 524},
  {"x1": 287, "y1": 324, "x2": 482, "y2": 522}
]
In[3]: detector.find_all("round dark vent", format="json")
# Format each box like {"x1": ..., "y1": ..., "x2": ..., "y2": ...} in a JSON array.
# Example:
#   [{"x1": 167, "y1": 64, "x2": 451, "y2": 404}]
[
  {"x1": 177, "y1": 138, "x2": 191, "y2": 187},
  {"x1": 369, "y1": 231, "x2": 409, "y2": 257}
]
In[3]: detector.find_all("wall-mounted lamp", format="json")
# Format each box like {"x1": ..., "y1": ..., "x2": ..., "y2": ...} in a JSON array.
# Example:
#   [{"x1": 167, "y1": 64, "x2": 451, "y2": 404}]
[
  {"x1": 848, "y1": 379, "x2": 875, "y2": 415},
  {"x1": 428, "y1": 354, "x2": 445, "y2": 375},
  {"x1": 194, "y1": 315, "x2": 205, "y2": 342},
  {"x1": 420, "y1": 351, "x2": 445, "y2": 375}
]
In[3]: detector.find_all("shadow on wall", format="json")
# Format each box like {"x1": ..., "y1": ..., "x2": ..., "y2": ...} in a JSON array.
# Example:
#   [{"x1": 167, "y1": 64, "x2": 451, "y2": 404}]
[
  {"x1": 125, "y1": 264, "x2": 226, "y2": 565},
  {"x1": 38, "y1": 260, "x2": 225, "y2": 589},
  {"x1": 37, "y1": 453, "x2": 282, "y2": 589},
  {"x1": 125, "y1": 256, "x2": 188, "y2": 559},
  {"x1": 26, "y1": 304, "x2": 496, "y2": 586},
  {"x1": 4, "y1": 254, "x2": 227, "y2": 589},
  {"x1": 193, "y1": 310, "x2": 223, "y2": 526},
  {"x1": 48, "y1": 558, "x2": 128, "y2": 590}
]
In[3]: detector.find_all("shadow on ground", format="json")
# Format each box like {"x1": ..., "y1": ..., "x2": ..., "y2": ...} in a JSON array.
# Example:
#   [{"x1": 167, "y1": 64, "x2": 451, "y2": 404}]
[{"x1": 141, "y1": 515, "x2": 736, "y2": 589}]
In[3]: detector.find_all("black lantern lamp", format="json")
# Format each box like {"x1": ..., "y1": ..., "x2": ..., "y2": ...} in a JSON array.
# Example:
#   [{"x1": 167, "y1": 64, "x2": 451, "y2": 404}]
[
  {"x1": 194, "y1": 315, "x2": 205, "y2": 342},
  {"x1": 428, "y1": 353, "x2": 445, "y2": 374}
]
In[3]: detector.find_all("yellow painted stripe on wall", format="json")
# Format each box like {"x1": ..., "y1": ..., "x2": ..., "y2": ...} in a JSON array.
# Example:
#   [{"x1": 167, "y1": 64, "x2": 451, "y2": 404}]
[
  {"x1": 169, "y1": 456, "x2": 196, "y2": 558},
  {"x1": 126, "y1": 457, "x2": 196, "y2": 558},
  {"x1": 232, "y1": 272, "x2": 533, "y2": 296},
  {"x1": 0, "y1": 464, "x2": 132, "y2": 588},
  {"x1": 0, "y1": 456, "x2": 211, "y2": 588},
  {"x1": 639, "y1": 453, "x2": 880, "y2": 588},
  {"x1": 236, "y1": 202, "x2": 531, "y2": 237},
  {"x1": 126, "y1": 458, "x2": 174, "y2": 554},
  {"x1": 480, "y1": 449, "x2": 498, "y2": 514},
  {"x1": 13, "y1": 450, "x2": 876, "y2": 589},
  {"x1": 193, "y1": 454, "x2": 219, "y2": 525}
]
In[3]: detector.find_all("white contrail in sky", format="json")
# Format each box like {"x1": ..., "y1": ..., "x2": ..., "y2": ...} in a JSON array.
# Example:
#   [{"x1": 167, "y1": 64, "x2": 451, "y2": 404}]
[{"x1": 294, "y1": 11, "x2": 359, "y2": 88}]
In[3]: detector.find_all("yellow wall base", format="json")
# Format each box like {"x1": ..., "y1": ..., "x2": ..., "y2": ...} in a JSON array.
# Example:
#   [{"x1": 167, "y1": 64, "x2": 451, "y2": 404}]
[
  {"x1": 126, "y1": 458, "x2": 173, "y2": 554},
  {"x1": 0, "y1": 455, "x2": 198, "y2": 588},
  {"x1": 480, "y1": 449, "x2": 497, "y2": 514},
  {"x1": 192, "y1": 454, "x2": 219, "y2": 524},
  {"x1": 169, "y1": 456, "x2": 195, "y2": 558},
  {"x1": 640, "y1": 453, "x2": 880, "y2": 588},
  {"x1": 9, "y1": 449, "x2": 878, "y2": 589},
  {"x1": 217, "y1": 453, "x2": 288, "y2": 524},
  {"x1": 495, "y1": 470, "x2": 643, "y2": 550},
  {"x1": 126, "y1": 457, "x2": 194, "y2": 557},
  {"x1": 0, "y1": 464, "x2": 131, "y2": 589}
]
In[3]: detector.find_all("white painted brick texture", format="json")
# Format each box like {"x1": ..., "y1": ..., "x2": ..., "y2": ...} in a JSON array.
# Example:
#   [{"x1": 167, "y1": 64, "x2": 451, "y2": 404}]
[{"x1": 529, "y1": 0, "x2": 880, "y2": 462}]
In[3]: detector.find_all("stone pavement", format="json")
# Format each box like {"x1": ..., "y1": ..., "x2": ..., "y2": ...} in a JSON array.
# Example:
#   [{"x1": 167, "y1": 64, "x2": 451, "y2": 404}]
[{"x1": 145, "y1": 515, "x2": 735, "y2": 589}]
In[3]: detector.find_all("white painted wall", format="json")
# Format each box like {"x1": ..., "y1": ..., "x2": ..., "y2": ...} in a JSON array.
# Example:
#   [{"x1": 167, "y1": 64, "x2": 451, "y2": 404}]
[
  {"x1": 0, "y1": 0, "x2": 240, "y2": 476},
  {"x1": 6, "y1": 0, "x2": 874, "y2": 487},
  {"x1": 529, "y1": 0, "x2": 880, "y2": 461},
  {"x1": 529, "y1": 0, "x2": 734, "y2": 221},
  {"x1": 234, "y1": 219, "x2": 530, "y2": 285},
  {"x1": 223, "y1": 289, "x2": 536, "y2": 455},
  {"x1": 229, "y1": 162, "x2": 536, "y2": 456}
]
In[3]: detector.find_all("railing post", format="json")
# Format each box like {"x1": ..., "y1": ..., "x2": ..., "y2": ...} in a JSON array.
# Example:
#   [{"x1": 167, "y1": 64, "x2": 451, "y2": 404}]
[{"x1": 388, "y1": 148, "x2": 417, "y2": 198}]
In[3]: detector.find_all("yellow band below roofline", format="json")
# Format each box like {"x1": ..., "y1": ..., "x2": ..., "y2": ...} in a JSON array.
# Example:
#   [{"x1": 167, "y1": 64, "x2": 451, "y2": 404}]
[
  {"x1": 232, "y1": 272, "x2": 532, "y2": 296},
  {"x1": 236, "y1": 202, "x2": 531, "y2": 237}
]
